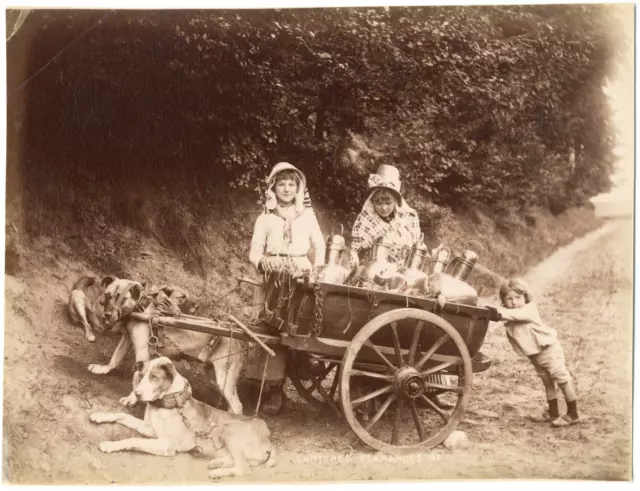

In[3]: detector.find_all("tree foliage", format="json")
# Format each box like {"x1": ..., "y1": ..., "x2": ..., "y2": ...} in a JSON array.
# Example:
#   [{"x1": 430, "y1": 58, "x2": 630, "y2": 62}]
[{"x1": 7, "y1": 5, "x2": 624, "y2": 232}]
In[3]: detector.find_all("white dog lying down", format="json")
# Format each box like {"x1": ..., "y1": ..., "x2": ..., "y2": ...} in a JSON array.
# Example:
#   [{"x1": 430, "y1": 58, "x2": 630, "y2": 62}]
[{"x1": 90, "y1": 357, "x2": 276, "y2": 479}]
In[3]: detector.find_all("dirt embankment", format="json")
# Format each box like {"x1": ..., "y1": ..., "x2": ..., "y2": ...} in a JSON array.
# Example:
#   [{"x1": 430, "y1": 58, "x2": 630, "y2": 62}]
[{"x1": 3, "y1": 219, "x2": 632, "y2": 483}]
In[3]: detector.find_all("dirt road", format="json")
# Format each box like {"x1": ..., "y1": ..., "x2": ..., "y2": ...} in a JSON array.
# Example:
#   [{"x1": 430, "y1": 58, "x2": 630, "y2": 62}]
[{"x1": 3, "y1": 219, "x2": 633, "y2": 483}]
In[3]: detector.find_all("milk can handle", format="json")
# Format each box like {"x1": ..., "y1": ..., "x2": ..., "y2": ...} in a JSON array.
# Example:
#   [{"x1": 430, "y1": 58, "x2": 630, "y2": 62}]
[
  {"x1": 435, "y1": 245, "x2": 451, "y2": 257},
  {"x1": 464, "y1": 240, "x2": 484, "y2": 254},
  {"x1": 326, "y1": 224, "x2": 346, "y2": 247},
  {"x1": 331, "y1": 224, "x2": 345, "y2": 237}
]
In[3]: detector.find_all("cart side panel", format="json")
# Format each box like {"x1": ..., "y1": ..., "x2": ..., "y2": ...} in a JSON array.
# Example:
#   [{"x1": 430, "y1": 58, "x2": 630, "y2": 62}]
[{"x1": 284, "y1": 282, "x2": 490, "y2": 357}]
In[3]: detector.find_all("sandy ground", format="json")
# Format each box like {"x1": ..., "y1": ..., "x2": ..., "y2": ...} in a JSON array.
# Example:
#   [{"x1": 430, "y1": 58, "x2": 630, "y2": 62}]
[{"x1": 2, "y1": 219, "x2": 633, "y2": 483}]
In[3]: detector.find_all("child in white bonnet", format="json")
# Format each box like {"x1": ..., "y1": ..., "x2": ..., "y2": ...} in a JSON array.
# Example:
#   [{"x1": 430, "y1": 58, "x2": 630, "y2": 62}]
[{"x1": 246, "y1": 161, "x2": 325, "y2": 415}]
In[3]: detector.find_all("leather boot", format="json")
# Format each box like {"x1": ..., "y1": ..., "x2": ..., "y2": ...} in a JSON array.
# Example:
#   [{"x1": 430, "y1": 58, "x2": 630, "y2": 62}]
[{"x1": 262, "y1": 384, "x2": 285, "y2": 416}]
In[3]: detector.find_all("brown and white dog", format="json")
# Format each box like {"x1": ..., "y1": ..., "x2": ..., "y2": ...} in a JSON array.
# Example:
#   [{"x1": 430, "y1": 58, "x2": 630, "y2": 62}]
[
  {"x1": 68, "y1": 276, "x2": 104, "y2": 342},
  {"x1": 90, "y1": 357, "x2": 276, "y2": 479},
  {"x1": 87, "y1": 276, "x2": 245, "y2": 414}
]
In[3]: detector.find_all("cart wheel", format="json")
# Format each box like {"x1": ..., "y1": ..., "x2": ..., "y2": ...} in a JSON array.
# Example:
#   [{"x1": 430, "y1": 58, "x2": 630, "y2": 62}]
[
  {"x1": 340, "y1": 308, "x2": 472, "y2": 454},
  {"x1": 288, "y1": 353, "x2": 342, "y2": 416}
]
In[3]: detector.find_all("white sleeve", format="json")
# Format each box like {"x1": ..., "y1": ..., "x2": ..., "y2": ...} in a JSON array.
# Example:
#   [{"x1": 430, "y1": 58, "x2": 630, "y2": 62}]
[
  {"x1": 308, "y1": 210, "x2": 326, "y2": 268},
  {"x1": 249, "y1": 214, "x2": 268, "y2": 270},
  {"x1": 497, "y1": 303, "x2": 541, "y2": 325}
]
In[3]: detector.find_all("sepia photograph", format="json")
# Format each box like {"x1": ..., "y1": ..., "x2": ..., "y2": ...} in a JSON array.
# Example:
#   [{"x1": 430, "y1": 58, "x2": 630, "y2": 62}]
[{"x1": 3, "y1": 1, "x2": 635, "y2": 485}]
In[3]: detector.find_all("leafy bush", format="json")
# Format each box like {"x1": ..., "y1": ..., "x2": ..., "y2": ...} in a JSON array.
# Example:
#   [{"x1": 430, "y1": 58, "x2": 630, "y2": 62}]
[{"x1": 6, "y1": 5, "x2": 623, "y2": 255}]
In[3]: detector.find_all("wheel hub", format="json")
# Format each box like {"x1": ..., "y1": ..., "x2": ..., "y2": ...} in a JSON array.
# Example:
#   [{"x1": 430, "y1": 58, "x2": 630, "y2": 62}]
[{"x1": 394, "y1": 367, "x2": 426, "y2": 399}]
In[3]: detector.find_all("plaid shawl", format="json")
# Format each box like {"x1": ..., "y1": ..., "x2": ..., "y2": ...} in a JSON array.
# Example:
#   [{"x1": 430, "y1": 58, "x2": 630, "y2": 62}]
[{"x1": 350, "y1": 205, "x2": 421, "y2": 267}]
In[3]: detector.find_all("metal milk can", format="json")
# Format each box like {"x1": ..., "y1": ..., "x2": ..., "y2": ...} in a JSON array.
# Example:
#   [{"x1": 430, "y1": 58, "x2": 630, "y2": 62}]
[
  {"x1": 447, "y1": 240, "x2": 483, "y2": 283},
  {"x1": 353, "y1": 235, "x2": 397, "y2": 289},
  {"x1": 316, "y1": 232, "x2": 350, "y2": 285},
  {"x1": 386, "y1": 238, "x2": 431, "y2": 293},
  {"x1": 430, "y1": 246, "x2": 451, "y2": 274}
]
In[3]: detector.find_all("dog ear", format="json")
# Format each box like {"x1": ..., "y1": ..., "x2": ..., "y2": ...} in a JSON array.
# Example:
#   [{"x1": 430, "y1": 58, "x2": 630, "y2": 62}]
[
  {"x1": 130, "y1": 283, "x2": 143, "y2": 301},
  {"x1": 101, "y1": 275, "x2": 117, "y2": 288},
  {"x1": 158, "y1": 360, "x2": 176, "y2": 384}
]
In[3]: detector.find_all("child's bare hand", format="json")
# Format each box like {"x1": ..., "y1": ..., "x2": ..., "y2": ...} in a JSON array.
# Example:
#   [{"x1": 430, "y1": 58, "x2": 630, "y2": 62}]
[
  {"x1": 483, "y1": 305, "x2": 502, "y2": 322},
  {"x1": 260, "y1": 257, "x2": 283, "y2": 273}
]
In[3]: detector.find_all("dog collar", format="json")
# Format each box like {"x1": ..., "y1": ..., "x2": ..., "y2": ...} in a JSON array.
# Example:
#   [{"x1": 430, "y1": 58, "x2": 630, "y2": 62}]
[
  {"x1": 150, "y1": 379, "x2": 192, "y2": 409},
  {"x1": 133, "y1": 294, "x2": 153, "y2": 313}
]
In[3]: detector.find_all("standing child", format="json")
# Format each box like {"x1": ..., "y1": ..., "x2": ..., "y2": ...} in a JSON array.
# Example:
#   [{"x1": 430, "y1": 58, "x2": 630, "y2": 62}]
[
  {"x1": 246, "y1": 161, "x2": 325, "y2": 415},
  {"x1": 497, "y1": 278, "x2": 580, "y2": 426},
  {"x1": 249, "y1": 162, "x2": 325, "y2": 275}
]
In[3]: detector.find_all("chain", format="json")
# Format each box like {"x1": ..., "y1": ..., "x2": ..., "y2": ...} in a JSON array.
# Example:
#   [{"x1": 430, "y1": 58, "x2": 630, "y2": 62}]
[
  {"x1": 147, "y1": 316, "x2": 159, "y2": 356},
  {"x1": 177, "y1": 406, "x2": 213, "y2": 439},
  {"x1": 366, "y1": 289, "x2": 379, "y2": 322},
  {"x1": 313, "y1": 282, "x2": 325, "y2": 337},
  {"x1": 273, "y1": 275, "x2": 293, "y2": 330}
]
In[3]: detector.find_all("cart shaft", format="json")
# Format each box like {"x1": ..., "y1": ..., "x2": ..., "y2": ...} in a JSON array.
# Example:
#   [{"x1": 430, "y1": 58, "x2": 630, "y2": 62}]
[{"x1": 129, "y1": 312, "x2": 281, "y2": 349}]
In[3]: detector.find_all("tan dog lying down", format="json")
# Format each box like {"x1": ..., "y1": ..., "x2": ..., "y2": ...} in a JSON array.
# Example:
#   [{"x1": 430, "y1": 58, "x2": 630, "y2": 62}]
[{"x1": 90, "y1": 357, "x2": 276, "y2": 479}]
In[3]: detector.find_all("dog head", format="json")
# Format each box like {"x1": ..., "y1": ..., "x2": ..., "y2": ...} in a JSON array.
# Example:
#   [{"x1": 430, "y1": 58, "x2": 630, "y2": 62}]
[
  {"x1": 134, "y1": 356, "x2": 179, "y2": 402},
  {"x1": 154, "y1": 285, "x2": 199, "y2": 315},
  {"x1": 100, "y1": 276, "x2": 146, "y2": 327}
]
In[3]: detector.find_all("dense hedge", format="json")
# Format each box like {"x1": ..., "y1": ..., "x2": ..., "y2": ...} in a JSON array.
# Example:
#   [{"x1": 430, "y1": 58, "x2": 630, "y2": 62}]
[{"x1": 7, "y1": 6, "x2": 623, "y2": 231}]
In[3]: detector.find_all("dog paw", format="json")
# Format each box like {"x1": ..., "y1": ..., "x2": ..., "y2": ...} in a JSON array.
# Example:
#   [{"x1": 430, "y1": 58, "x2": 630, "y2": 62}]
[
  {"x1": 207, "y1": 458, "x2": 227, "y2": 470},
  {"x1": 85, "y1": 332, "x2": 96, "y2": 343},
  {"x1": 119, "y1": 393, "x2": 138, "y2": 407},
  {"x1": 88, "y1": 364, "x2": 112, "y2": 375},
  {"x1": 98, "y1": 441, "x2": 120, "y2": 454},
  {"x1": 208, "y1": 468, "x2": 238, "y2": 479},
  {"x1": 90, "y1": 413, "x2": 118, "y2": 424}
]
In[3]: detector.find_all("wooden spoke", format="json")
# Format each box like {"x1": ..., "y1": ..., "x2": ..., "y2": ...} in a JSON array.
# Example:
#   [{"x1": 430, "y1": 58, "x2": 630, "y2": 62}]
[
  {"x1": 310, "y1": 375, "x2": 342, "y2": 419},
  {"x1": 408, "y1": 321, "x2": 424, "y2": 365},
  {"x1": 415, "y1": 333, "x2": 449, "y2": 370},
  {"x1": 421, "y1": 360, "x2": 457, "y2": 377},
  {"x1": 408, "y1": 399, "x2": 426, "y2": 442},
  {"x1": 322, "y1": 363, "x2": 337, "y2": 379},
  {"x1": 364, "y1": 393, "x2": 397, "y2": 431},
  {"x1": 351, "y1": 384, "x2": 394, "y2": 408},
  {"x1": 391, "y1": 398, "x2": 405, "y2": 445},
  {"x1": 424, "y1": 383, "x2": 464, "y2": 393},
  {"x1": 329, "y1": 369, "x2": 340, "y2": 399},
  {"x1": 351, "y1": 369, "x2": 394, "y2": 381},
  {"x1": 339, "y1": 309, "x2": 473, "y2": 454},
  {"x1": 419, "y1": 394, "x2": 450, "y2": 422},
  {"x1": 390, "y1": 322, "x2": 404, "y2": 366},
  {"x1": 364, "y1": 340, "x2": 398, "y2": 372}
]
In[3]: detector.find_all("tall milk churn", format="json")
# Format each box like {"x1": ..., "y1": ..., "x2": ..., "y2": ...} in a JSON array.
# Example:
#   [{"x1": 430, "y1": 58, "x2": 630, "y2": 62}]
[{"x1": 448, "y1": 240, "x2": 483, "y2": 283}]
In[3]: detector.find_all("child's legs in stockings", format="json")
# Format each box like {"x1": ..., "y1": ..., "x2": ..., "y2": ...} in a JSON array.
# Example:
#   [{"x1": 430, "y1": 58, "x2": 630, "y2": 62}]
[
  {"x1": 530, "y1": 356, "x2": 557, "y2": 401},
  {"x1": 532, "y1": 342, "x2": 578, "y2": 419},
  {"x1": 558, "y1": 380, "x2": 576, "y2": 402}
]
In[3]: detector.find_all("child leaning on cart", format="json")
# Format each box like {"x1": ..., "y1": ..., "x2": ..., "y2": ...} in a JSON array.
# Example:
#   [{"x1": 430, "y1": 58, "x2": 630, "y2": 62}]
[
  {"x1": 495, "y1": 278, "x2": 580, "y2": 427},
  {"x1": 246, "y1": 161, "x2": 325, "y2": 415}
]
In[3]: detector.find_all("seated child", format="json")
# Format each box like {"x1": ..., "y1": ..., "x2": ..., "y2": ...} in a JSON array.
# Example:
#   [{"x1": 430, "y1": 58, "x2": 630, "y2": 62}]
[
  {"x1": 349, "y1": 164, "x2": 421, "y2": 269},
  {"x1": 496, "y1": 278, "x2": 580, "y2": 426}
]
